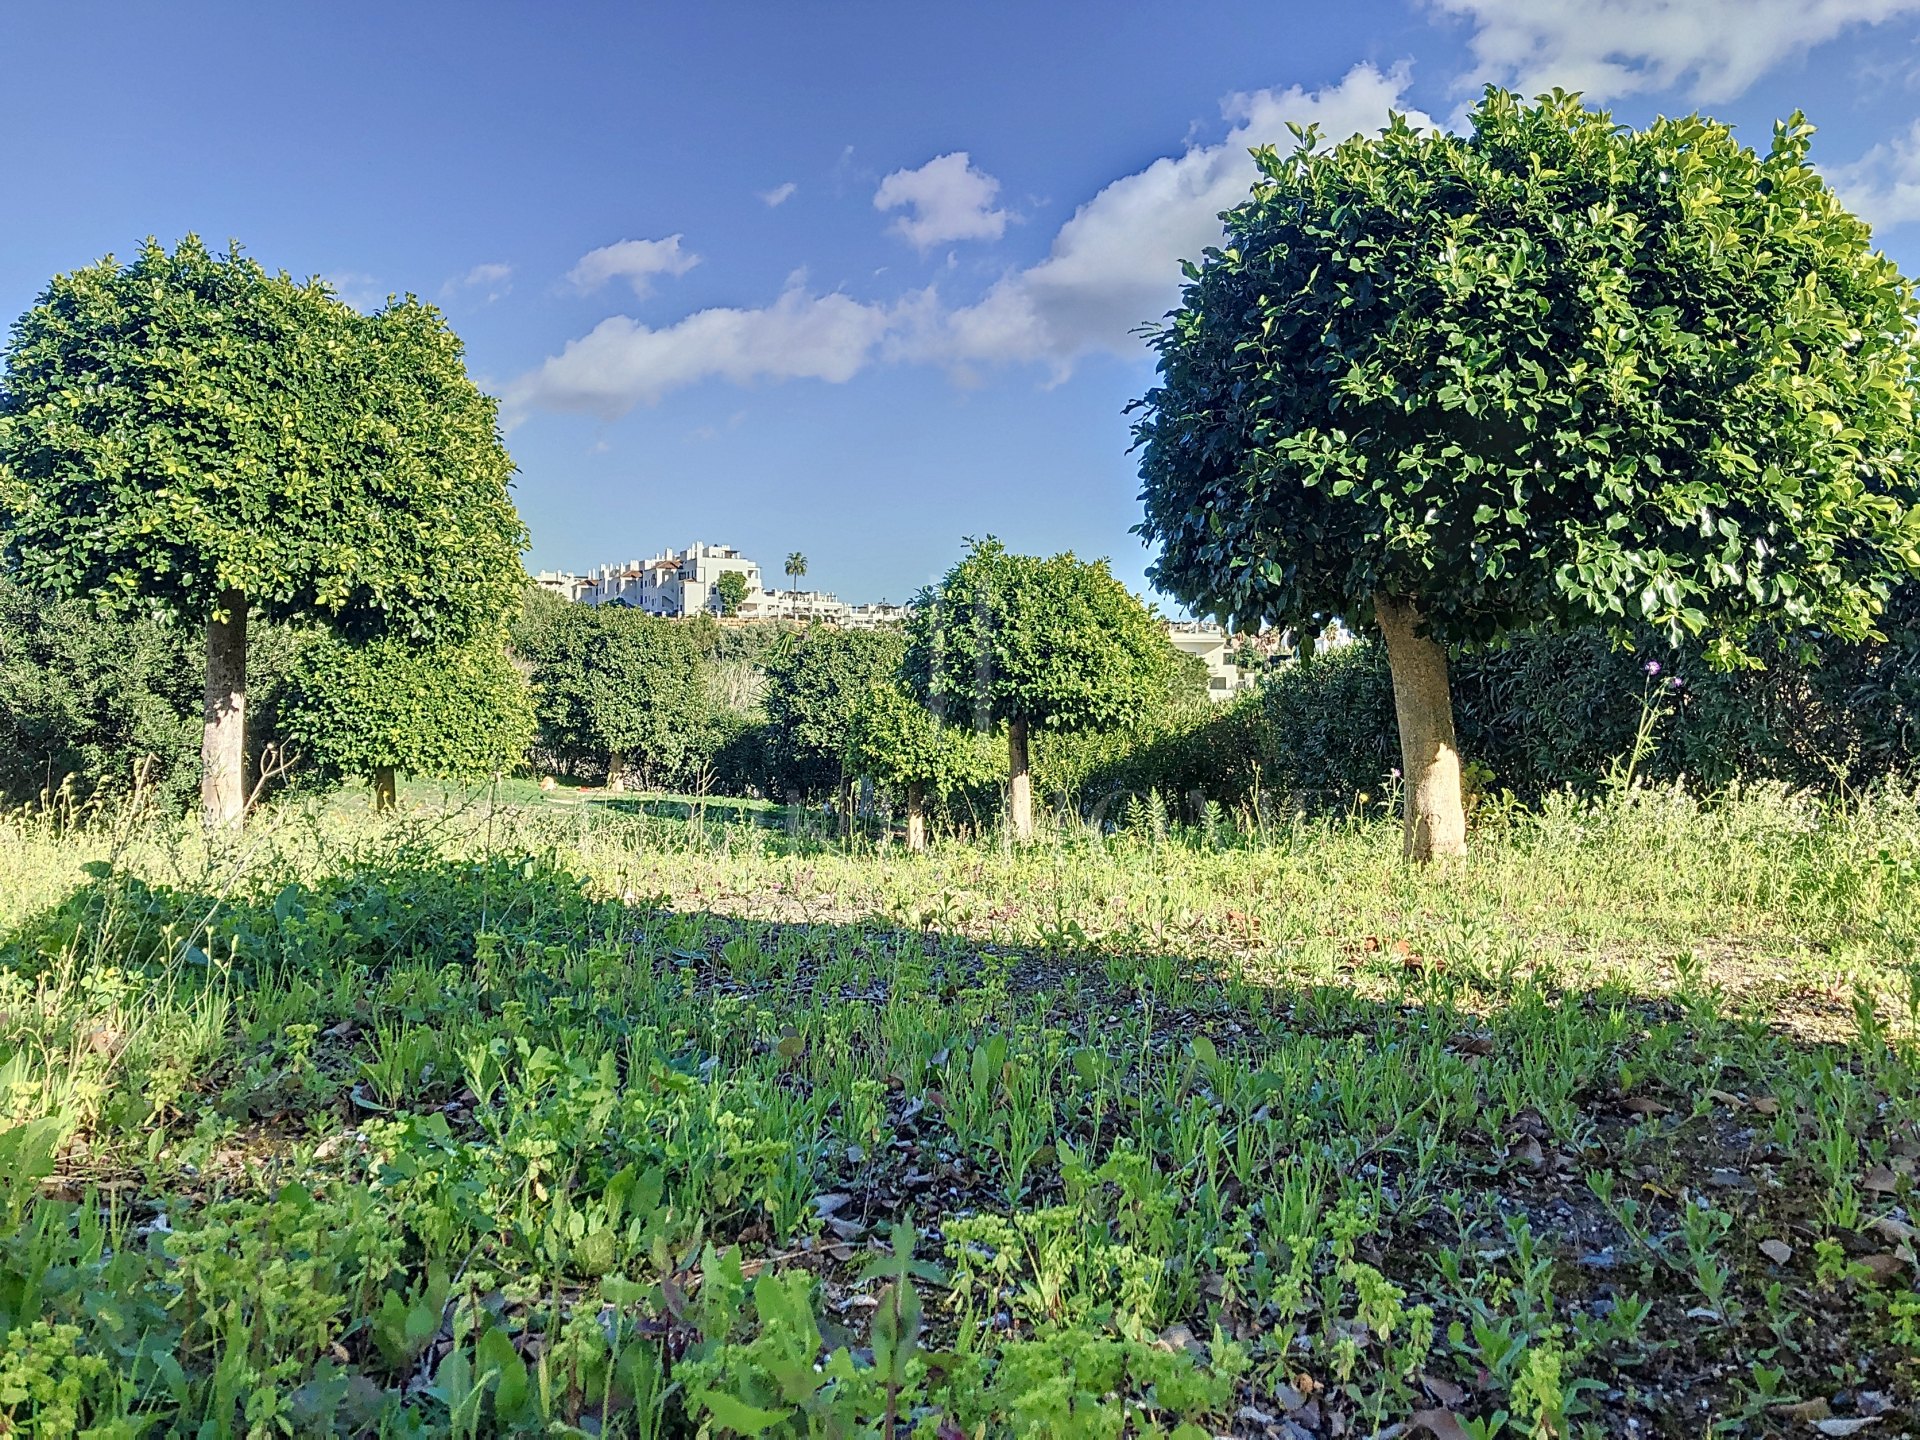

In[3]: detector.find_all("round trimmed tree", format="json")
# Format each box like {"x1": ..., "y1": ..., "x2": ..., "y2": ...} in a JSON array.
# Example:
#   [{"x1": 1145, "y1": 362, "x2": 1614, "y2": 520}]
[
  {"x1": 0, "y1": 237, "x2": 526, "y2": 828},
  {"x1": 844, "y1": 680, "x2": 1002, "y2": 849},
  {"x1": 1133, "y1": 92, "x2": 1920, "y2": 861},
  {"x1": 904, "y1": 538, "x2": 1169, "y2": 841},
  {"x1": 275, "y1": 629, "x2": 534, "y2": 808},
  {"x1": 527, "y1": 604, "x2": 709, "y2": 789}
]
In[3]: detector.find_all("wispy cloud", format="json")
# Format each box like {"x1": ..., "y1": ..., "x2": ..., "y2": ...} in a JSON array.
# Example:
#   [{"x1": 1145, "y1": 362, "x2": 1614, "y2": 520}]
[
  {"x1": 506, "y1": 274, "x2": 923, "y2": 422},
  {"x1": 1831, "y1": 118, "x2": 1920, "y2": 230},
  {"x1": 442, "y1": 261, "x2": 513, "y2": 302},
  {"x1": 908, "y1": 63, "x2": 1432, "y2": 375},
  {"x1": 1431, "y1": 0, "x2": 1920, "y2": 102},
  {"x1": 510, "y1": 63, "x2": 1432, "y2": 420},
  {"x1": 874, "y1": 152, "x2": 1011, "y2": 250},
  {"x1": 566, "y1": 235, "x2": 701, "y2": 298},
  {"x1": 759, "y1": 181, "x2": 798, "y2": 207}
]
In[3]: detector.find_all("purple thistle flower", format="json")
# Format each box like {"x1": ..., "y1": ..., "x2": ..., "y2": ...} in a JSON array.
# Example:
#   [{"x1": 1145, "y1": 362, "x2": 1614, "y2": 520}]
[
  {"x1": 1668, "y1": 676, "x2": 1684, "y2": 691},
  {"x1": 1644, "y1": 659, "x2": 1662, "y2": 676},
  {"x1": 1391, "y1": 767, "x2": 1402, "y2": 780}
]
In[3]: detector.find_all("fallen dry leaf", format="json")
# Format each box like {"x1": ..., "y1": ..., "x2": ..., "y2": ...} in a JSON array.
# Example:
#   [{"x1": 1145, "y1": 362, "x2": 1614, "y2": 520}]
[
  {"x1": 1866, "y1": 1214, "x2": 1918, "y2": 1244},
  {"x1": 1749, "y1": 1096, "x2": 1781, "y2": 1115},
  {"x1": 1619, "y1": 1096, "x2": 1672, "y2": 1117},
  {"x1": 1409, "y1": 1410, "x2": 1472, "y2": 1440},
  {"x1": 1760, "y1": 1238, "x2": 1794, "y2": 1265},
  {"x1": 1813, "y1": 1419, "x2": 1881, "y2": 1437},
  {"x1": 1862, "y1": 1165, "x2": 1901, "y2": 1194},
  {"x1": 1421, "y1": 1373, "x2": 1468, "y2": 1408},
  {"x1": 1772, "y1": 1398, "x2": 1832, "y2": 1423},
  {"x1": 1855, "y1": 1252, "x2": 1907, "y2": 1286}
]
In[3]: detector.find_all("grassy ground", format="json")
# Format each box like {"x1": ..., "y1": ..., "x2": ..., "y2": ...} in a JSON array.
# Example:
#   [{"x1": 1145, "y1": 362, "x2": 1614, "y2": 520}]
[{"x1": 0, "y1": 784, "x2": 1917, "y2": 1437}]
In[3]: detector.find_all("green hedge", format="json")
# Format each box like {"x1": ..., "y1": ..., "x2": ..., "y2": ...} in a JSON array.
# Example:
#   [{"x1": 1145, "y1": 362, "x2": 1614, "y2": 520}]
[{"x1": 1036, "y1": 611, "x2": 1920, "y2": 822}]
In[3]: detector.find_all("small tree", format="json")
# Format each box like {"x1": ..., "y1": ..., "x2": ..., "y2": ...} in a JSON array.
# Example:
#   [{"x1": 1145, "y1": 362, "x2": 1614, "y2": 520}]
[
  {"x1": 905, "y1": 538, "x2": 1169, "y2": 840},
  {"x1": 715, "y1": 569, "x2": 749, "y2": 617},
  {"x1": 761, "y1": 625, "x2": 905, "y2": 803},
  {"x1": 276, "y1": 629, "x2": 534, "y2": 808},
  {"x1": 844, "y1": 680, "x2": 1002, "y2": 849},
  {"x1": 0, "y1": 237, "x2": 526, "y2": 828},
  {"x1": 1134, "y1": 93, "x2": 1920, "y2": 861},
  {"x1": 528, "y1": 605, "x2": 708, "y2": 789}
]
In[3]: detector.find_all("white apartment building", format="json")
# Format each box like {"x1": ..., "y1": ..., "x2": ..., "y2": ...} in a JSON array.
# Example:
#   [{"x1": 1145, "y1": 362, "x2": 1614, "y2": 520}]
[
  {"x1": 738, "y1": 588, "x2": 850, "y2": 624},
  {"x1": 845, "y1": 602, "x2": 911, "y2": 629},
  {"x1": 585, "y1": 543, "x2": 764, "y2": 616},
  {"x1": 1166, "y1": 622, "x2": 1254, "y2": 702},
  {"x1": 533, "y1": 569, "x2": 596, "y2": 603}
]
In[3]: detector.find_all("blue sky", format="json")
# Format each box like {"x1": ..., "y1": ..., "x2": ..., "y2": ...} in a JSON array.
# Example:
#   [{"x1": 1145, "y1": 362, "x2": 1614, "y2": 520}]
[{"x1": 7, "y1": 2, "x2": 1920, "y2": 607}]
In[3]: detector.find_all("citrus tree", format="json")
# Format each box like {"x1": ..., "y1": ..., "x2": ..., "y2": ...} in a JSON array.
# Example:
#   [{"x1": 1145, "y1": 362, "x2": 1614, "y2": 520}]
[
  {"x1": 275, "y1": 629, "x2": 534, "y2": 808},
  {"x1": 844, "y1": 680, "x2": 1002, "y2": 849},
  {"x1": 527, "y1": 605, "x2": 708, "y2": 788},
  {"x1": 714, "y1": 569, "x2": 749, "y2": 617},
  {"x1": 0, "y1": 237, "x2": 526, "y2": 828},
  {"x1": 904, "y1": 538, "x2": 1168, "y2": 840},
  {"x1": 761, "y1": 625, "x2": 905, "y2": 803},
  {"x1": 1133, "y1": 92, "x2": 1920, "y2": 861}
]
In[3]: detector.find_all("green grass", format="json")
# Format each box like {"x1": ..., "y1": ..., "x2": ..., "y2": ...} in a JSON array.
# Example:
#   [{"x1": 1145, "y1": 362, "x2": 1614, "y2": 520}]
[{"x1": 0, "y1": 784, "x2": 1916, "y2": 1436}]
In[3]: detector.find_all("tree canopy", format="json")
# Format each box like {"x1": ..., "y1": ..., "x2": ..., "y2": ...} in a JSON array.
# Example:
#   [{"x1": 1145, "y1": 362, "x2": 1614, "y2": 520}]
[
  {"x1": 844, "y1": 679, "x2": 1002, "y2": 846},
  {"x1": 525, "y1": 605, "x2": 708, "y2": 788},
  {"x1": 904, "y1": 537, "x2": 1168, "y2": 837},
  {"x1": 904, "y1": 538, "x2": 1168, "y2": 735},
  {"x1": 0, "y1": 236, "x2": 526, "y2": 642},
  {"x1": 761, "y1": 625, "x2": 906, "y2": 800},
  {"x1": 275, "y1": 629, "x2": 534, "y2": 800},
  {"x1": 1133, "y1": 91, "x2": 1920, "y2": 657}
]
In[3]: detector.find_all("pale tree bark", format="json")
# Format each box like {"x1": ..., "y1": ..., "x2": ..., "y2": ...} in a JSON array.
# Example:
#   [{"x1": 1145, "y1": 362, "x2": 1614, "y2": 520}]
[
  {"x1": 373, "y1": 766, "x2": 397, "y2": 812},
  {"x1": 904, "y1": 783, "x2": 927, "y2": 852},
  {"x1": 1374, "y1": 594, "x2": 1467, "y2": 863},
  {"x1": 607, "y1": 751, "x2": 625, "y2": 791},
  {"x1": 201, "y1": 587, "x2": 248, "y2": 831},
  {"x1": 1007, "y1": 715, "x2": 1033, "y2": 842}
]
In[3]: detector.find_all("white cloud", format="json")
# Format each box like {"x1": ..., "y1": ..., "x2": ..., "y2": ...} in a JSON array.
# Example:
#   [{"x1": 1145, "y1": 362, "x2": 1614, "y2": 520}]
[
  {"x1": 874, "y1": 152, "x2": 1011, "y2": 249},
  {"x1": 1433, "y1": 0, "x2": 1920, "y2": 103},
  {"x1": 760, "y1": 181, "x2": 798, "y2": 207},
  {"x1": 1830, "y1": 119, "x2": 1920, "y2": 230},
  {"x1": 442, "y1": 261, "x2": 513, "y2": 302},
  {"x1": 505, "y1": 277, "x2": 910, "y2": 421},
  {"x1": 323, "y1": 270, "x2": 384, "y2": 312},
  {"x1": 916, "y1": 63, "x2": 1431, "y2": 373},
  {"x1": 512, "y1": 64, "x2": 1427, "y2": 418},
  {"x1": 566, "y1": 235, "x2": 701, "y2": 298}
]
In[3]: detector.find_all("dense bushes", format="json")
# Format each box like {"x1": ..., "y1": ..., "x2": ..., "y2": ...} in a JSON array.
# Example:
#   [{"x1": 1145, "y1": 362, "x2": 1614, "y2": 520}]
[
  {"x1": 9, "y1": 568, "x2": 1920, "y2": 822},
  {"x1": 1043, "y1": 613, "x2": 1920, "y2": 823},
  {"x1": 0, "y1": 576, "x2": 303, "y2": 810}
]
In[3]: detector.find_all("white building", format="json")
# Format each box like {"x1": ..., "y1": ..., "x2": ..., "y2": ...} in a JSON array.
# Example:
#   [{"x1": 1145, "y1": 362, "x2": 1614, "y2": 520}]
[
  {"x1": 738, "y1": 587, "x2": 852, "y2": 624},
  {"x1": 845, "y1": 602, "x2": 911, "y2": 629},
  {"x1": 1166, "y1": 622, "x2": 1254, "y2": 702},
  {"x1": 533, "y1": 569, "x2": 596, "y2": 603},
  {"x1": 586, "y1": 543, "x2": 764, "y2": 616}
]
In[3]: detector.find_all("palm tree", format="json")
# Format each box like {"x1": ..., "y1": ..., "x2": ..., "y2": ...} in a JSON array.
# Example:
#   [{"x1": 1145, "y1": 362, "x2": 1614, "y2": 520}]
[{"x1": 784, "y1": 552, "x2": 807, "y2": 612}]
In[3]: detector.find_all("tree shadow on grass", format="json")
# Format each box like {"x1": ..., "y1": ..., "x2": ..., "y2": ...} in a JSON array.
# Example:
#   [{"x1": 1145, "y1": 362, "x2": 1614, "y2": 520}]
[{"x1": 2, "y1": 846, "x2": 1915, "y2": 1432}]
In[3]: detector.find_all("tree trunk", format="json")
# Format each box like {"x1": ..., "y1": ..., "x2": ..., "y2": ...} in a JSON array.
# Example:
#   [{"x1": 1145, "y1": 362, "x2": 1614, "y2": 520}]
[
  {"x1": 1374, "y1": 594, "x2": 1467, "y2": 863},
  {"x1": 1007, "y1": 715, "x2": 1033, "y2": 842},
  {"x1": 373, "y1": 765, "x2": 397, "y2": 812},
  {"x1": 905, "y1": 783, "x2": 927, "y2": 852},
  {"x1": 200, "y1": 587, "x2": 248, "y2": 831},
  {"x1": 607, "y1": 751, "x2": 625, "y2": 791}
]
